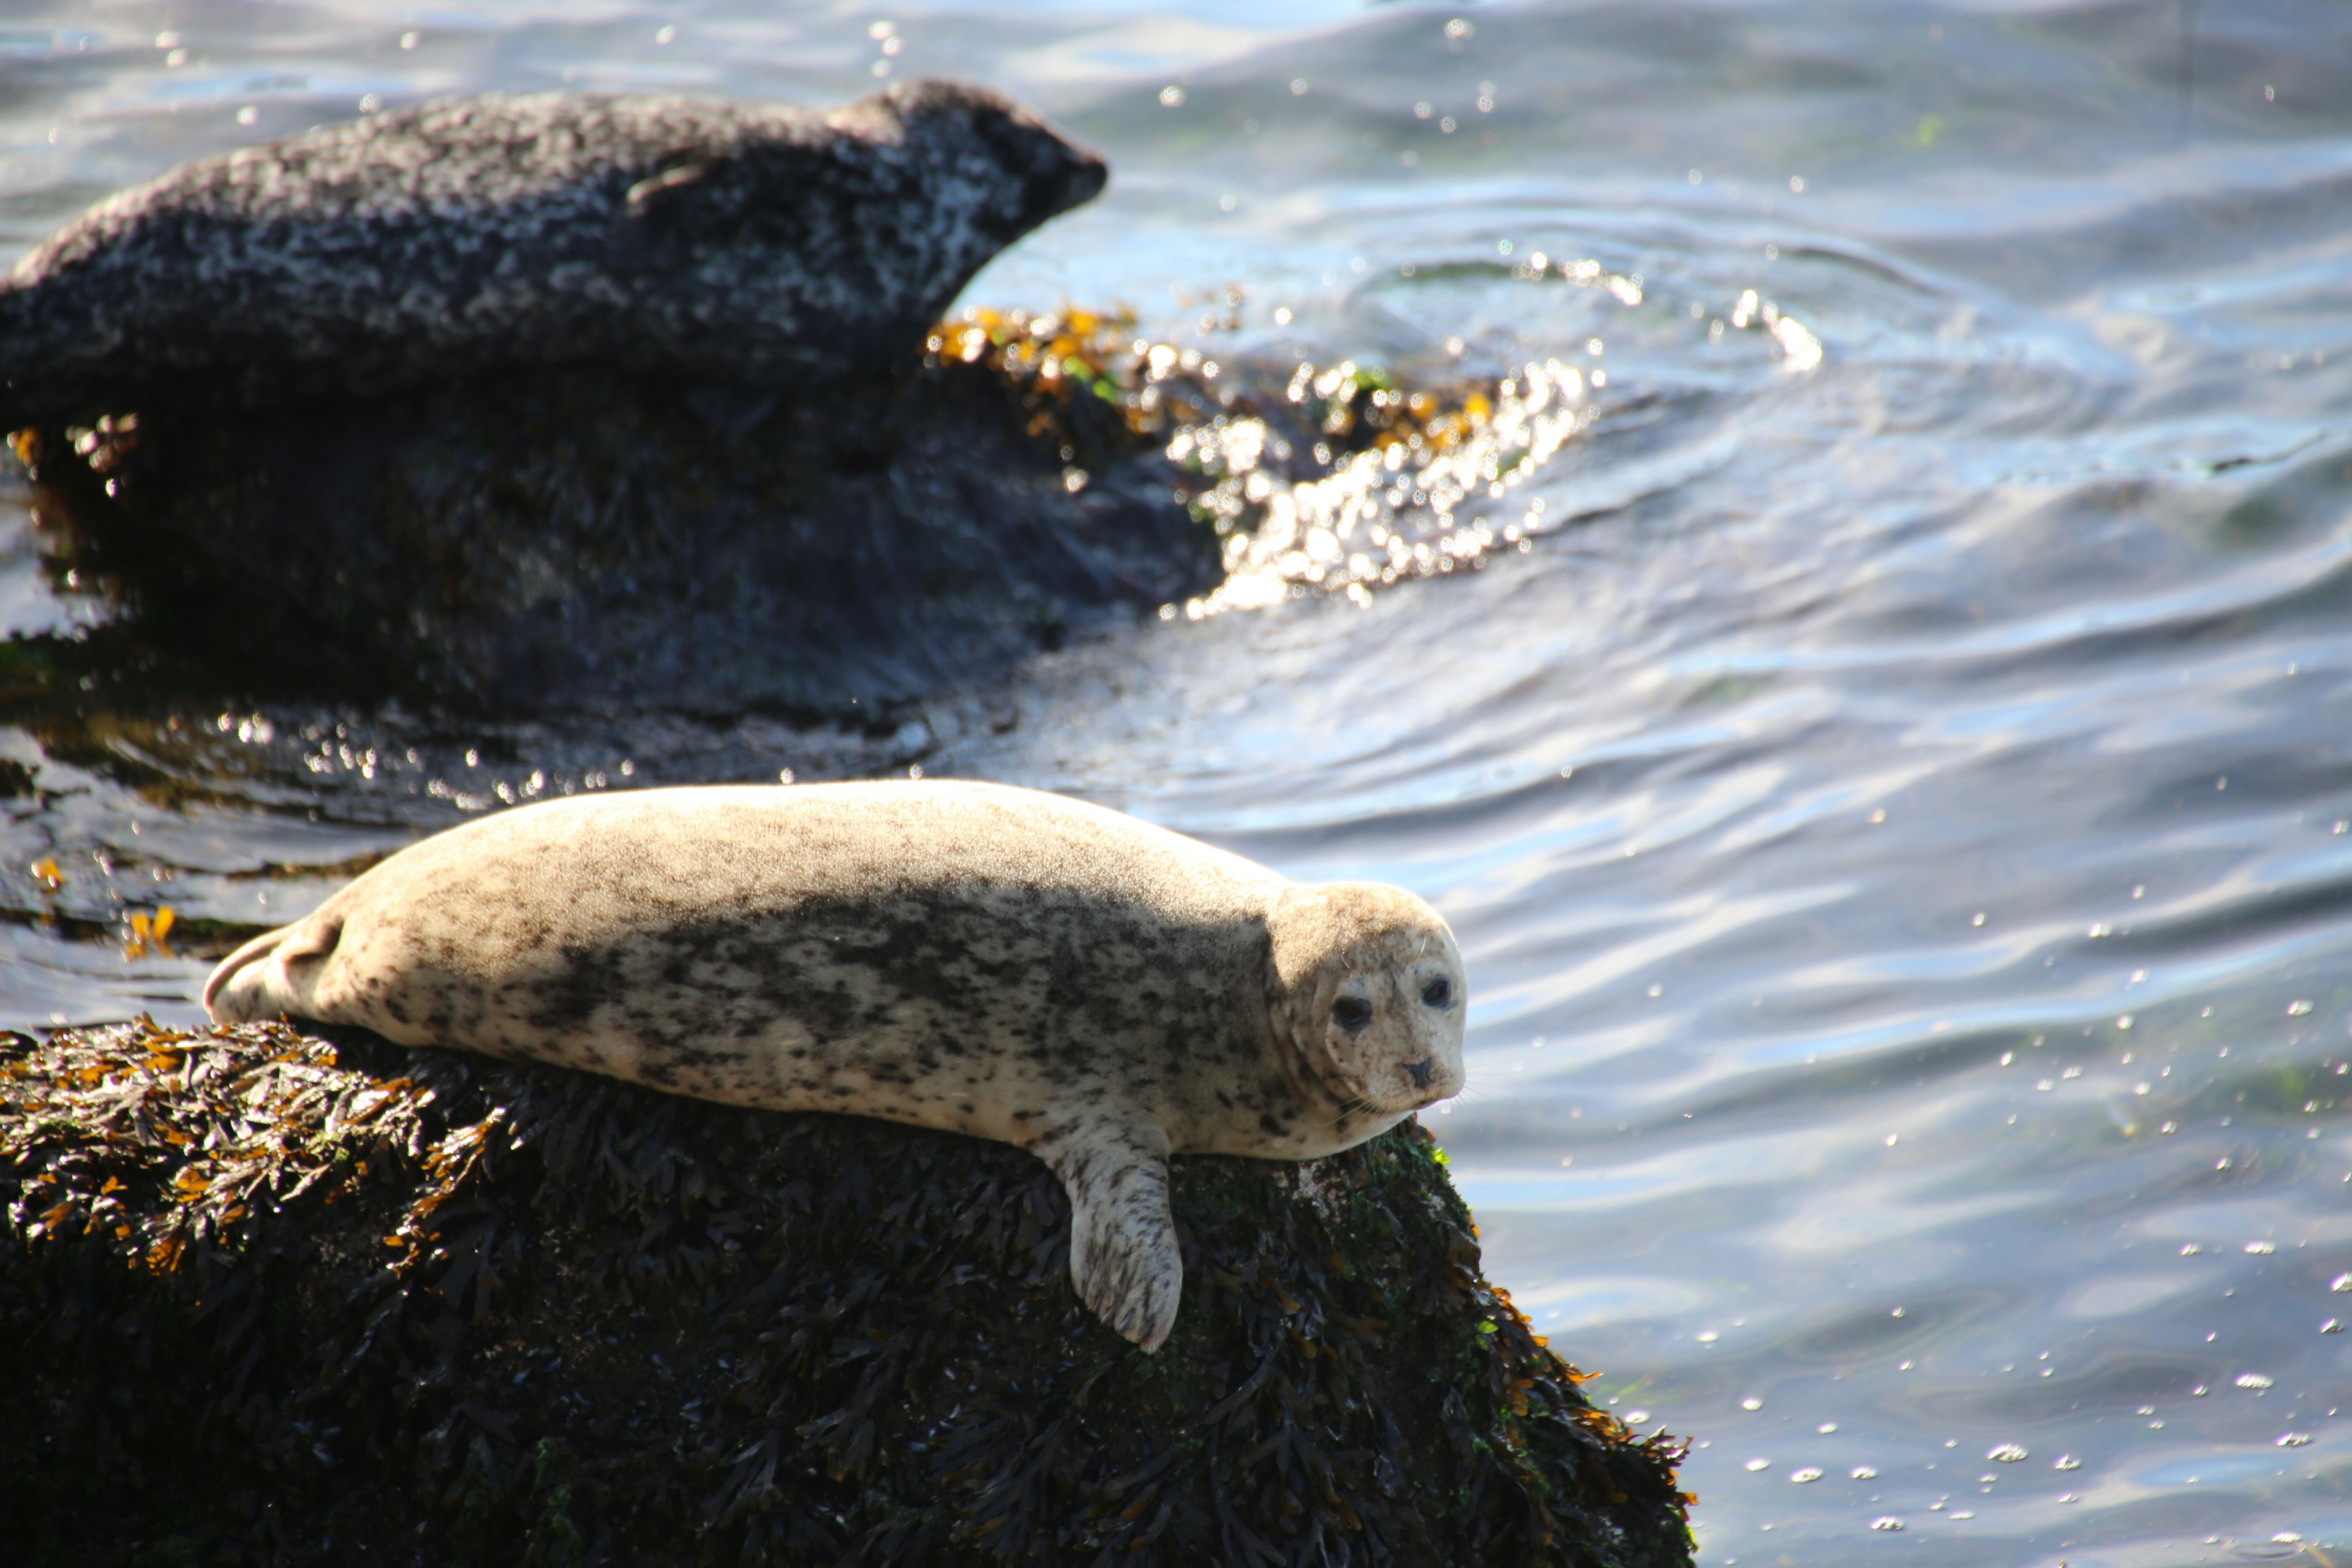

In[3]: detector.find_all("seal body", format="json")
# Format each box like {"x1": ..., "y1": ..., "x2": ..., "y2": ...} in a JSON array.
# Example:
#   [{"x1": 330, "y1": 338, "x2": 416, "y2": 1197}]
[
  {"x1": 205, "y1": 781, "x2": 1466, "y2": 1349},
  {"x1": 1, "y1": 81, "x2": 1104, "y2": 423}
]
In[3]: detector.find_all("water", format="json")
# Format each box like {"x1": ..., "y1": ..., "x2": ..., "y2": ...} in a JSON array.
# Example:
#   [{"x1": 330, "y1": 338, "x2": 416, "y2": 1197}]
[{"x1": 7, "y1": 1, "x2": 2352, "y2": 1562}]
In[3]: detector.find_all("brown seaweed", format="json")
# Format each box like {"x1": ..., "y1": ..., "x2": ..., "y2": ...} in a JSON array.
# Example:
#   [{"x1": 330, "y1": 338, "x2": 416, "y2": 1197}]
[{"x1": 1, "y1": 1017, "x2": 1692, "y2": 1567}]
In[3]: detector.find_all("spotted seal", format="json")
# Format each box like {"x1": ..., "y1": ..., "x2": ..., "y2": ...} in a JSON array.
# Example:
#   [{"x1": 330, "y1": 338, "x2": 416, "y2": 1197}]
[
  {"x1": 1, "y1": 81, "x2": 1104, "y2": 424},
  {"x1": 203, "y1": 780, "x2": 1466, "y2": 1350}
]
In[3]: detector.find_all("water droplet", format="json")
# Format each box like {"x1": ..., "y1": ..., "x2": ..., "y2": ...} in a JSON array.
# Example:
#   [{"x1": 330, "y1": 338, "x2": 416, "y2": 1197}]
[
  {"x1": 2235, "y1": 1373, "x2": 2274, "y2": 1389},
  {"x1": 1741, "y1": 1397, "x2": 1762, "y2": 1411},
  {"x1": 1988, "y1": 1443, "x2": 2027, "y2": 1463},
  {"x1": 1789, "y1": 1468, "x2": 1822, "y2": 1483},
  {"x1": 2054, "y1": 1455, "x2": 2080, "y2": 1471},
  {"x1": 2245, "y1": 1241, "x2": 2275, "y2": 1255},
  {"x1": 1851, "y1": 1465, "x2": 1877, "y2": 1479},
  {"x1": 1871, "y1": 1517, "x2": 1905, "y2": 1532}
]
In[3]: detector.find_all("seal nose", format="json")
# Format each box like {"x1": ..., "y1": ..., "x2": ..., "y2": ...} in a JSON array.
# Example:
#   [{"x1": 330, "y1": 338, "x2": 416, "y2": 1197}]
[{"x1": 1404, "y1": 1057, "x2": 1434, "y2": 1089}]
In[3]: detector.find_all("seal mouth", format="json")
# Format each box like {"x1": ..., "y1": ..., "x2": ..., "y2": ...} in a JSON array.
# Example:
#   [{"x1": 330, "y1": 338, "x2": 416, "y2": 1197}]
[{"x1": 1355, "y1": 1076, "x2": 1461, "y2": 1117}]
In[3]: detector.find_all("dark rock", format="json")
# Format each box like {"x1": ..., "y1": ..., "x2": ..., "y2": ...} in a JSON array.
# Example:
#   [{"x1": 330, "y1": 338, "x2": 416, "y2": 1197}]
[
  {"x1": 0, "y1": 82, "x2": 1104, "y2": 427},
  {"x1": 0, "y1": 1018, "x2": 1694, "y2": 1567},
  {"x1": 12, "y1": 350, "x2": 1215, "y2": 717}
]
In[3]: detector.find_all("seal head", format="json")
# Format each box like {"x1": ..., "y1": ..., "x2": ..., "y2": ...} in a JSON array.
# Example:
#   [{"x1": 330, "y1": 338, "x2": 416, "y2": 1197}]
[
  {"x1": 837, "y1": 80, "x2": 1106, "y2": 251},
  {"x1": 1268, "y1": 881, "x2": 1467, "y2": 1122}
]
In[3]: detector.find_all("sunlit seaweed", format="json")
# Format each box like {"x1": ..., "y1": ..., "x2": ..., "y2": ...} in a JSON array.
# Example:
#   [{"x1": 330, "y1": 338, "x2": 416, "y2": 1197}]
[
  {"x1": 1, "y1": 1017, "x2": 1692, "y2": 1567},
  {"x1": 925, "y1": 303, "x2": 1602, "y2": 618}
]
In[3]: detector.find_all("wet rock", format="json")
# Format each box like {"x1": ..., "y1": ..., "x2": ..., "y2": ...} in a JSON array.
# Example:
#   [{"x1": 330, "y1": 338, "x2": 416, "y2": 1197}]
[
  {"x1": 0, "y1": 82, "x2": 1104, "y2": 426},
  {"x1": 12, "y1": 353, "x2": 1214, "y2": 717},
  {"x1": 0, "y1": 1018, "x2": 1693, "y2": 1567}
]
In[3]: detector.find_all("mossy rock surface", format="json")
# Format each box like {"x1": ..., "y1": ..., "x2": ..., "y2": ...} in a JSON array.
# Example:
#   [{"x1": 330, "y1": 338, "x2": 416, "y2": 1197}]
[{"x1": 0, "y1": 1018, "x2": 1692, "y2": 1567}]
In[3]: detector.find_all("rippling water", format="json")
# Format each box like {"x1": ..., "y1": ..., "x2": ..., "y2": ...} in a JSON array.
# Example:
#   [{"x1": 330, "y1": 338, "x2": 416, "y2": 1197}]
[{"x1": 8, "y1": 2, "x2": 2352, "y2": 1562}]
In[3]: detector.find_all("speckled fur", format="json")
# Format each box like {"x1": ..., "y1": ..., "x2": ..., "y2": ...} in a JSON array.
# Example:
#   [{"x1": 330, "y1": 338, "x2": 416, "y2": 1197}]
[
  {"x1": 205, "y1": 781, "x2": 1466, "y2": 1350},
  {"x1": 1, "y1": 81, "x2": 1104, "y2": 423}
]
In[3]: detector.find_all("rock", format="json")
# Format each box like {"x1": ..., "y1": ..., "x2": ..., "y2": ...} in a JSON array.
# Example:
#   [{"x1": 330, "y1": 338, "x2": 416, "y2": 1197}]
[
  {"x1": 0, "y1": 81, "x2": 1105, "y2": 427},
  {"x1": 0, "y1": 85, "x2": 1172, "y2": 719},
  {"x1": 0, "y1": 1018, "x2": 1694, "y2": 1567},
  {"x1": 11, "y1": 344, "x2": 1215, "y2": 717}
]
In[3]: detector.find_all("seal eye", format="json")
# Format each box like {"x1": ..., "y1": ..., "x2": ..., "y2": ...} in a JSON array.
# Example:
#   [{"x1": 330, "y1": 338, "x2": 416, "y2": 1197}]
[
  {"x1": 1332, "y1": 996, "x2": 1373, "y2": 1032},
  {"x1": 1421, "y1": 977, "x2": 1452, "y2": 1008}
]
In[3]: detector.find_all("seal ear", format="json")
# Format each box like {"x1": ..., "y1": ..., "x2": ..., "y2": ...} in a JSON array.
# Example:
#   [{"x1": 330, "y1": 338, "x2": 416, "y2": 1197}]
[{"x1": 1036, "y1": 1120, "x2": 1182, "y2": 1353}]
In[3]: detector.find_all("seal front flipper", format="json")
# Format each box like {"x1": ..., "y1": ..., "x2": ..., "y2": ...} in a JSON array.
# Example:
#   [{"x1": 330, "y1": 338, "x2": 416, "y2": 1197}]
[{"x1": 1038, "y1": 1120, "x2": 1181, "y2": 1354}]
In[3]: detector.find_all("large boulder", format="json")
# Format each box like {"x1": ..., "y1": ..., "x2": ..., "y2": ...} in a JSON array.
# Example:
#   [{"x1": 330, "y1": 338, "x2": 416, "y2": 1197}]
[{"x1": 0, "y1": 1018, "x2": 1693, "y2": 1567}]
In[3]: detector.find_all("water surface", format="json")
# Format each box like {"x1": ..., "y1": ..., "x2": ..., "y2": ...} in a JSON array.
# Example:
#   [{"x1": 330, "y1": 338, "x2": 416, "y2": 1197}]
[{"x1": 7, "y1": 2, "x2": 2352, "y2": 1562}]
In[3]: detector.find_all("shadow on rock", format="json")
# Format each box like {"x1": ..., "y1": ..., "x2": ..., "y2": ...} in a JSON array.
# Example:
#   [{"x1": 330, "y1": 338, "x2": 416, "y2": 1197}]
[{"x1": 12, "y1": 356, "x2": 1215, "y2": 718}]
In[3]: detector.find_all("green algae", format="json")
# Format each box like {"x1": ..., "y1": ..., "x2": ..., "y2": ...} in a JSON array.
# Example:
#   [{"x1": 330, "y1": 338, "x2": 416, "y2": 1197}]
[{"x1": 1, "y1": 1017, "x2": 1692, "y2": 1567}]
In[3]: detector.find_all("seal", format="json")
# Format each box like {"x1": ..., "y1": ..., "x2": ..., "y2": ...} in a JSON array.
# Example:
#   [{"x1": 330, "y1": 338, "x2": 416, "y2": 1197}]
[
  {"x1": 1, "y1": 81, "x2": 1104, "y2": 424},
  {"x1": 203, "y1": 780, "x2": 1466, "y2": 1351}
]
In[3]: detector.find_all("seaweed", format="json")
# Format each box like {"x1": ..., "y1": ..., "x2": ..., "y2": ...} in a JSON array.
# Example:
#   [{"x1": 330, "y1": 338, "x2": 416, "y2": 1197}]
[{"x1": 1, "y1": 1017, "x2": 1692, "y2": 1567}]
